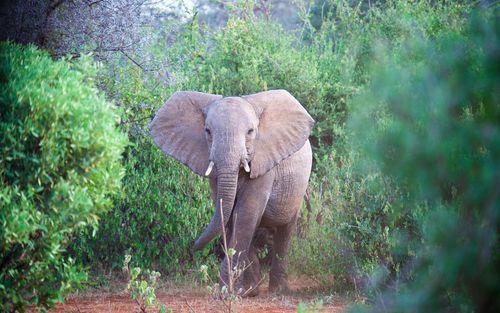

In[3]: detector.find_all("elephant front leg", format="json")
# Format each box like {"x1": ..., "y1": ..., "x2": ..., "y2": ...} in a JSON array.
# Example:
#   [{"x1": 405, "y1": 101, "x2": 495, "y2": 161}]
[
  {"x1": 243, "y1": 244, "x2": 262, "y2": 297},
  {"x1": 269, "y1": 221, "x2": 296, "y2": 293},
  {"x1": 219, "y1": 175, "x2": 273, "y2": 297},
  {"x1": 219, "y1": 227, "x2": 259, "y2": 297}
]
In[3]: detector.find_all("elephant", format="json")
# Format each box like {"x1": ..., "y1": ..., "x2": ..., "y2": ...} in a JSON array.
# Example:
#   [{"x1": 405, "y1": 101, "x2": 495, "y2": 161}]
[{"x1": 149, "y1": 89, "x2": 314, "y2": 296}]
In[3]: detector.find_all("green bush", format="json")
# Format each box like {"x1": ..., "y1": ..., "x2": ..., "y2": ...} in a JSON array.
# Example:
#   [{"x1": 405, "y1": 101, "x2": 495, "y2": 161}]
[
  {"x1": 171, "y1": 13, "x2": 320, "y2": 102},
  {"x1": 290, "y1": 150, "x2": 421, "y2": 290},
  {"x1": 0, "y1": 42, "x2": 126, "y2": 311},
  {"x1": 348, "y1": 9, "x2": 499, "y2": 312},
  {"x1": 308, "y1": 0, "x2": 469, "y2": 153}
]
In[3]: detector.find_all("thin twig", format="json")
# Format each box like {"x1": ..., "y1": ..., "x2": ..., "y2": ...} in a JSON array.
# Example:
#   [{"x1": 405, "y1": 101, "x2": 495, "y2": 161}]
[
  {"x1": 219, "y1": 199, "x2": 233, "y2": 293},
  {"x1": 184, "y1": 298, "x2": 197, "y2": 313},
  {"x1": 73, "y1": 301, "x2": 83, "y2": 313},
  {"x1": 120, "y1": 115, "x2": 153, "y2": 125},
  {"x1": 87, "y1": 0, "x2": 106, "y2": 6},
  {"x1": 219, "y1": 199, "x2": 233, "y2": 312},
  {"x1": 134, "y1": 298, "x2": 147, "y2": 313},
  {"x1": 120, "y1": 49, "x2": 145, "y2": 71},
  {"x1": 241, "y1": 275, "x2": 265, "y2": 297}
]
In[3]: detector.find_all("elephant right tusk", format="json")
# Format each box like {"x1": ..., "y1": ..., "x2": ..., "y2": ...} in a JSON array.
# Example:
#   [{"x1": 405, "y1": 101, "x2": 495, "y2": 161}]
[
  {"x1": 205, "y1": 161, "x2": 215, "y2": 176},
  {"x1": 242, "y1": 159, "x2": 250, "y2": 173}
]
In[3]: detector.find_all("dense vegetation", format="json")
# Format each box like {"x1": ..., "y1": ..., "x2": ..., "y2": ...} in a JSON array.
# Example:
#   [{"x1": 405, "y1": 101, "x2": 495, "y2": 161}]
[
  {"x1": 1, "y1": 0, "x2": 498, "y2": 312},
  {"x1": 0, "y1": 43, "x2": 126, "y2": 311},
  {"x1": 347, "y1": 9, "x2": 500, "y2": 311}
]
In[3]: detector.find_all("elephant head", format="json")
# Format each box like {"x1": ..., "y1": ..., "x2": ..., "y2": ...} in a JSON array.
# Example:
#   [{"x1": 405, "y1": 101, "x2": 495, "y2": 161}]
[{"x1": 150, "y1": 90, "x2": 314, "y2": 251}]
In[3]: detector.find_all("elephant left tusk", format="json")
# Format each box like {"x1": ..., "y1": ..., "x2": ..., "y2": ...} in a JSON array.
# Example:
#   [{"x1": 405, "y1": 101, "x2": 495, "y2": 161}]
[
  {"x1": 205, "y1": 161, "x2": 214, "y2": 176},
  {"x1": 242, "y1": 159, "x2": 250, "y2": 173}
]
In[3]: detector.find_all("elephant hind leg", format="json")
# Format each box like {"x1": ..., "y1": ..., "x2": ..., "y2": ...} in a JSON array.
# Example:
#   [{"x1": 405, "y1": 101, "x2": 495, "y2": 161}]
[
  {"x1": 253, "y1": 227, "x2": 275, "y2": 266},
  {"x1": 269, "y1": 221, "x2": 296, "y2": 293}
]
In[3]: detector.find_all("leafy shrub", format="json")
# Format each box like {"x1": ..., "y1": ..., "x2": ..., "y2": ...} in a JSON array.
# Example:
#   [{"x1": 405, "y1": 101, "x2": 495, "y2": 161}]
[
  {"x1": 171, "y1": 13, "x2": 320, "y2": 102},
  {"x1": 0, "y1": 42, "x2": 126, "y2": 311},
  {"x1": 348, "y1": 9, "x2": 499, "y2": 312},
  {"x1": 291, "y1": 151, "x2": 421, "y2": 290},
  {"x1": 123, "y1": 254, "x2": 169, "y2": 313},
  {"x1": 308, "y1": 0, "x2": 470, "y2": 153}
]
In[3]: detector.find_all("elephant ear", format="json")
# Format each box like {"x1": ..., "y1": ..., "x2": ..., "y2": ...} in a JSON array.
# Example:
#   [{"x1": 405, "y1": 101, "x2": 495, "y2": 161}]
[
  {"x1": 150, "y1": 91, "x2": 222, "y2": 176},
  {"x1": 243, "y1": 90, "x2": 314, "y2": 179}
]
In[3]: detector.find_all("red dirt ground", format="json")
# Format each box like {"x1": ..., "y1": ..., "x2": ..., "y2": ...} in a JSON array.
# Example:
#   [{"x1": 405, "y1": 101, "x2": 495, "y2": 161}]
[{"x1": 42, "y1": 278, "x2": 348, "y2": 313}]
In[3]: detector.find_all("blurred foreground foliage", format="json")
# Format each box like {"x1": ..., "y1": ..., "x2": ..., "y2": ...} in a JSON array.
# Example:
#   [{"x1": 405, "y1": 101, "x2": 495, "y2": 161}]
[
  {"x1": 348, "y1": 10, "x2": 499, "y2": 312},
  {"x1": 0, "y1": 42, "x2": 126, "y2": 311}
]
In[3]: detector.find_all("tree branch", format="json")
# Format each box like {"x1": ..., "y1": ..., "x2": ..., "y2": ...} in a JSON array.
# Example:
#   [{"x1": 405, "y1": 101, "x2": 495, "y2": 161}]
[{"x1": 120, "y1": 49, "x2": 145, "y2": 71}]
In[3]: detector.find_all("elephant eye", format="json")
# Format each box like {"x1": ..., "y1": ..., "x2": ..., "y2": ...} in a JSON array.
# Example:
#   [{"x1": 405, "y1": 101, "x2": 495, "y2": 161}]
[
  {"x1": 247, "y1": 128, "x2": 254, "y2": 135},
  {"x1": 205, "y1": 128, "x2": 211, "y2": 135}
]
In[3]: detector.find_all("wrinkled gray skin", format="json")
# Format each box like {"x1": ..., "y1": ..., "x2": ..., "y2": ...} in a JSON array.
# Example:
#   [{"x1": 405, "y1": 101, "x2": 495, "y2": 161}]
[{"x1": 150, "y1": 90, "x2": 314, "y2": 296}]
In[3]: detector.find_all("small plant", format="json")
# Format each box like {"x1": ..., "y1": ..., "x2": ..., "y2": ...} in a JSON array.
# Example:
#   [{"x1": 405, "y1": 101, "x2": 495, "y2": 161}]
[
  {"x1": 297, "y1": 299, "x2": 324, "y2": 313},
  {"x1": 123, "y1": 254, "x2": 170, "y2": 313},
  {"x1": 197, "y1": 200, "x2": 255, "y2": 312}
]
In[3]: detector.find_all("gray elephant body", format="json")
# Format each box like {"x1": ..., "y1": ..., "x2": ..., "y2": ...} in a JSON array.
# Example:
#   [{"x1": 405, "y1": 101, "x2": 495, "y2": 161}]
[{"x1": 150, "y1": 90, "x2": 314, "y2": 295}]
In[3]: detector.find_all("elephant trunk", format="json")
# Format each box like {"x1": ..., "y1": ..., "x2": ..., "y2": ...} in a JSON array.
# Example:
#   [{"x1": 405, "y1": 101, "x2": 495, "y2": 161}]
[{"x1": 193, "y1": 171, "x2": 238, "y2": 251}]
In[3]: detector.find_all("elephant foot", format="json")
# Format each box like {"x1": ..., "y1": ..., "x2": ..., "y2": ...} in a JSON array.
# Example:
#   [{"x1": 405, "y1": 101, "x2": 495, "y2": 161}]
[
  {"x1": 269, "y1": 284, "x2": 290, "y2": 294},
  {"x1": 242, "y1": 284, "x2": 260, "y2": 297},
  {"x1": 269, "y1": 279, "x2": 290, "y2": 294},
  {"x1": 229, "y1": 282, "x2": 259, "y2": 297}
]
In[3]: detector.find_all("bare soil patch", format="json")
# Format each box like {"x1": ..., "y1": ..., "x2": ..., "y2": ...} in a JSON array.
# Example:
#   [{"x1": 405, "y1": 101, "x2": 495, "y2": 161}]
[{"x1": 43, "y1": 278, "x2": 348, "y2": 313}]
